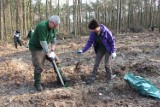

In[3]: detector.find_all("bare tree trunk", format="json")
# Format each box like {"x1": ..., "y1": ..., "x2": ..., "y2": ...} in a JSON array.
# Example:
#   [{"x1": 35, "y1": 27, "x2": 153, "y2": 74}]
[
  {"x1": 19, "y1": 0, "x2": 23, "y2": 36},
  {"x1": 26, "y1": 0, "x2": 30, "y2": 28},
  {"x1": 2, "y1": 0, "x2": 6, "y2": 40},
  {"x1": 16, "y1": 0, "x2": 19, "y2": 29},
  {"x1": 57, "y1": 0, "x2": 60, "y2": 31},
  {"x1": 130, "y1": 1, "x2": 134, "y2": 27},
  {"x1": 57, "y1": 0, "x2": 60, "y2": 16},
  {"x1": 24, "y1": 0, "x2": 28, "y2": 33},
  {"x1": 149, "y1": 0, "x2": 153, "y2": 27},
  {"x1": 8, "y1": 0, "x2": 13, "y2": 38},
  {"x1": 144, "y1": 0, "x2": 149, "y2": 28},
  {"x1": 46, "y1": 0, "x2": 49, "y2": 19},
  {"x1": 111, "y1": 10, "x2": 114, "y2": 29},
  {"x1": 140, "y1": 3, "x2": 143, "y2": 27},
  {"x1": 66, "y1": 0, "x2": 70, "y2": 34},
  {"x1": 158, "y1": 0, "x2": 160, "y2": 32},
  {"x1": 152, "y1": 0, "x2": 157, "y2": 28},
  {"x1": 77, "y1": 0, "x2": 82, "y2": 35},
  {"x1": 104, "y1": 5, "x2": 107, "y2": 26},
  {"x1": 0, "y1": 0, "x2": 2, "y2": 40},
  {"x1": 96, "y1": 0, "x2": 99, "y2": 20},
  {"x1": 29, "y1": 0, "x2": 32, "y2": 27},
  {"x1": 49, "y1": 0, "x2": 52, "y2": 15},
  {"x1": 116, "y1": 0, "x2": 119, "y2": 33},
  {"x1": 127, "y1": 0, "x2": 130, "y2": 28},
  {"x1": 118, "y1": 0, "x2": 121, "y2": 31},
  {"x1": 85, "y1": 0, "x2": 88, "y2": 31},
  {"x1": 73, "y1": 0, "x2": 77, "y2": 37},
  {"x1": 22, "y1": 0, "x2": 26, "y2": 36},
  {"x1": 38, "y1": 0, "x2": 42, "y2": 21}
]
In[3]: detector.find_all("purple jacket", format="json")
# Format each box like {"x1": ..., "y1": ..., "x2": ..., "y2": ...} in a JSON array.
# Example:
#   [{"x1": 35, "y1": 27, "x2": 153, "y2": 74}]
[{"x1": 82, "y1": 24, "x2": 116, "y2": 54}]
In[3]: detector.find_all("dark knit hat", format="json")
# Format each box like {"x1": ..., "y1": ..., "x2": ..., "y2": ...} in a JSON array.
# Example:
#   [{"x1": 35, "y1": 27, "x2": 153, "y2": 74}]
[
  {"x1": 16, "y1": 29, "x2": 20, "y2": 33},
  {"x1": 88, "y1": 19, "x2": 99, "y2": 30}
]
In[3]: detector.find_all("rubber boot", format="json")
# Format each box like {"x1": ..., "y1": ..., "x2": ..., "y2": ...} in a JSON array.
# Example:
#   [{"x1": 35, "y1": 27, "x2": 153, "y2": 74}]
[{"x1": 34, "y1": 72, "x2": 43, "y2": 91}]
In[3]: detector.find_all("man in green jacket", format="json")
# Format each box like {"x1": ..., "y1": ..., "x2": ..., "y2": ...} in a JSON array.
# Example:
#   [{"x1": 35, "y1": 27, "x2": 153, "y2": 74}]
[{"x1": 29, "y1": 15, "x2": 69, "y2": 91}]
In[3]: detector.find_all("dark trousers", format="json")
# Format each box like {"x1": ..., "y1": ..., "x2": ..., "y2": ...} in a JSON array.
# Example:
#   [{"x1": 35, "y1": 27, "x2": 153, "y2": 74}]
[
  {"x1": 30, "y1": 50, "x2": 59, "y2": 74},
  {"x1": 14, "y1": 37, "x2": 22, "y2": 49},
  {"x1": 91, "y1": 49, "x2": 112, "y2": 80}
]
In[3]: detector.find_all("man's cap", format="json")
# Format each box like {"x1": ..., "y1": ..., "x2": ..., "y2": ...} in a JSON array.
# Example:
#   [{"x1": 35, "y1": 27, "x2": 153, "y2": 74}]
[
  {"x1": 88, "y1": 19, "x2": 99, "y2": 30},
  {"x1": 48, "y1": 15, "x2": 60, "y2": 24}
]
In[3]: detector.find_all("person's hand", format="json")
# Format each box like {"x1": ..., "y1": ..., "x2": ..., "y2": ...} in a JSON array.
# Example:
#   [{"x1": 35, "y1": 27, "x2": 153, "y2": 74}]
[
  {"x1": 48, "y1": 52, "x2": 56, "y2": 60},
  {"x1": 76, "y1": 49, "x2": 83, "y2": 54},
  {"x1": 111, "y1": 52, "x2": 116, "y2": 60}
]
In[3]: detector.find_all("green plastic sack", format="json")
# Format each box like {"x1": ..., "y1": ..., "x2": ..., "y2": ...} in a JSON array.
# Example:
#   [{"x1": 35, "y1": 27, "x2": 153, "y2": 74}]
[{"x1": 124, "y1": 73, "x2": 160, "y2": 100}]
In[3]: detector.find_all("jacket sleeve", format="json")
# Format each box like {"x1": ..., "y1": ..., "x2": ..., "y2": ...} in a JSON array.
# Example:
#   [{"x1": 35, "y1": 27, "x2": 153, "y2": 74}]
[
  {"x1": 107, "y1": 31, "x2": 116, "y2": 53},
  {"x1": 82, "y1": 33, "x2": 94, "y2": 52}
]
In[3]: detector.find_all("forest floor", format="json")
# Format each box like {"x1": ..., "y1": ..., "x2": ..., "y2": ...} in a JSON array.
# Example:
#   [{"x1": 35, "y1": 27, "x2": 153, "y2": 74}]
[{"x1": 0, "y1": 32, "x2": 160, "y2": 107}]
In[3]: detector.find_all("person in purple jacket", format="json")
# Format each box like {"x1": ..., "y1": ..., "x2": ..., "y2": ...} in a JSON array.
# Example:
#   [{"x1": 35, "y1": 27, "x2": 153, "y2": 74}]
[{"x1": 77, "y1": 19, "x2": 116, "y2": 85}]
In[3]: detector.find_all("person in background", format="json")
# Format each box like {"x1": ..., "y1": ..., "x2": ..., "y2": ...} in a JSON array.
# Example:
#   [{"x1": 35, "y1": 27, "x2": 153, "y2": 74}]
[
  {"x1": 77, "y1": 19, "x2": 116, "y2": 85},
  {"x1": 13, "y1": 29, "x2": 23, "y2": 49},
  {"x1": 29, "y1": 15, "x2": 69, "y2": 91},
  {"x1": 26, "y1": 28, "x2": 34, "y2": 48},
  {"x1": 151, "y1": 25, "x2": 156, "y2": 32}
]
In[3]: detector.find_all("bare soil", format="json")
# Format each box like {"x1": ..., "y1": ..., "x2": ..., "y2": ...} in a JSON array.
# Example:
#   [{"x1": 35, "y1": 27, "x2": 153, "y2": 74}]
[{"x1": 0, "y1": 32, "x2": 160, "y2": 107}]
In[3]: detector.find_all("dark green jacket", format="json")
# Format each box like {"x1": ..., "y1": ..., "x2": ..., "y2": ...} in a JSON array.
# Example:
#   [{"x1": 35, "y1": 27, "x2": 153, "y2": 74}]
[{"x1": 29, "y1": 20, "x2": 56, "y2": 50}]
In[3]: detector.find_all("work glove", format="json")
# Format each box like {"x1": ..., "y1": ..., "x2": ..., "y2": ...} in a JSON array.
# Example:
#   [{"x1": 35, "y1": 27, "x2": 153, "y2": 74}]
[
  {"x1": 111, "y1": 52, "x2": 116, "y2": 60},
  {"x1": 48, "y1": 51, "x2": 56, "y2": 60},
  {"x1": 76, "y1": 49, "x2": 83, "y2": 54}
]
